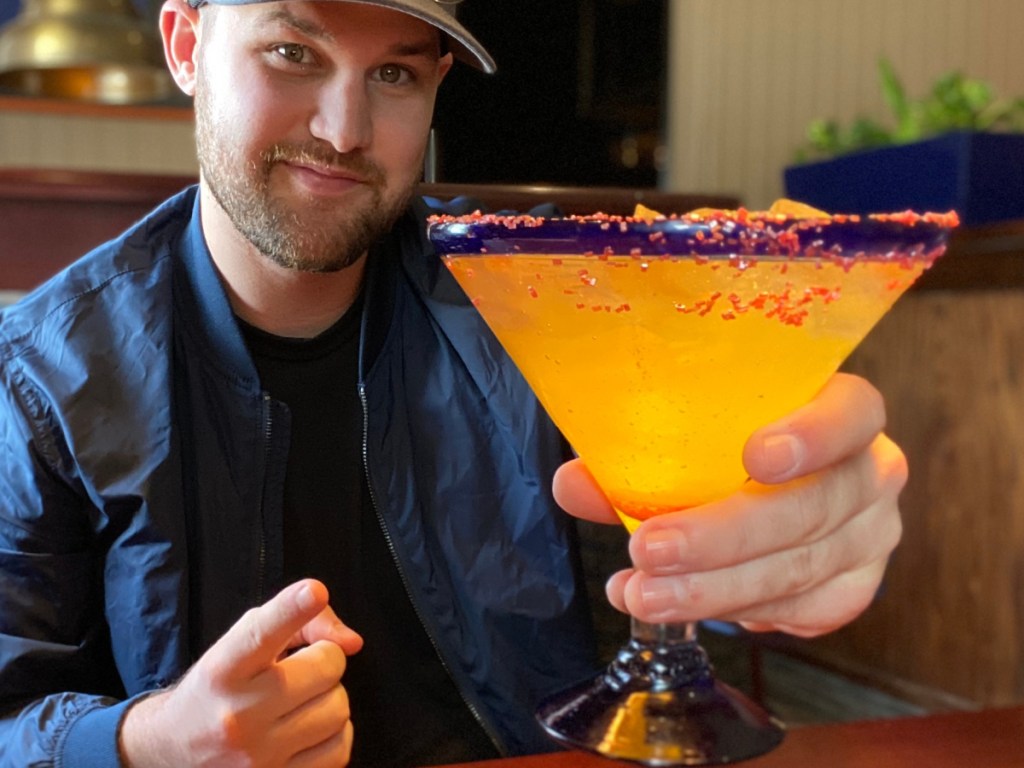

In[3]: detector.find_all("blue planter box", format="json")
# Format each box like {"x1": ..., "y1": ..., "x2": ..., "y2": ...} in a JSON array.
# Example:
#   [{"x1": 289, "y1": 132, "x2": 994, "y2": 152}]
[{"x1": 783, "y1": 131, "x2": 1024, "y2": 227}]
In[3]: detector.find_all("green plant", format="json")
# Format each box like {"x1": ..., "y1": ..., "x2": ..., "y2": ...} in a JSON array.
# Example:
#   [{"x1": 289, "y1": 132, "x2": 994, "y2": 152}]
[{"x1": 794, "y1": 58, "x2": 1024, "y2": 163}]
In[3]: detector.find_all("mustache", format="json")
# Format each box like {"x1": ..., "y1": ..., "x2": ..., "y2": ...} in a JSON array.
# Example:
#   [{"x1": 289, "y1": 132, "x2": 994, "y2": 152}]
[{"x1": 261, "y1": 142, "x2": 385, "y2": 184}]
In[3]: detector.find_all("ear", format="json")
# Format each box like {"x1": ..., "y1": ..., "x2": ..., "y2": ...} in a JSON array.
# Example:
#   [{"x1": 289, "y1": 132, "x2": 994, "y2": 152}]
[
  {"x1": 437, "y1": 52, "x2": 454, "y2": 84},
  {"x1": 160, "y1": 0, "x2": 202, "y2": 97}
]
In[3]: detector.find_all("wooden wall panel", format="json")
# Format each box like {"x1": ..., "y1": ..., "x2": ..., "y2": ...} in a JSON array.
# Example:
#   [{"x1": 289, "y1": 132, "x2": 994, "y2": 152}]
[
  {"x1": 790, "y1": 287, "x2": 1024, "y2": 707},
  {"x1": 0, "y1": 103, "x2": 197, "y2": 175}
]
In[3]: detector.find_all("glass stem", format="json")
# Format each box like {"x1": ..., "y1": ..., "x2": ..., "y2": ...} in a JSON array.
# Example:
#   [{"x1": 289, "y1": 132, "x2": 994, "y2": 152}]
[
  {"x1": 606, "y1": 619, "x2": 714, "y2": 693},
  {"x1": 631, "y1": 617, "x2": 698, "y2": 644}
]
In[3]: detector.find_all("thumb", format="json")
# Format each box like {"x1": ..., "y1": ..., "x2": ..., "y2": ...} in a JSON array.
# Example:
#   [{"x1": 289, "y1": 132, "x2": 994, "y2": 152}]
[
  {"x1": 553, "y1": 458, "x2": 618, "y2": 525},
  {"x1": 212, "y1": 579, "x2": 330, "y2": 683}
]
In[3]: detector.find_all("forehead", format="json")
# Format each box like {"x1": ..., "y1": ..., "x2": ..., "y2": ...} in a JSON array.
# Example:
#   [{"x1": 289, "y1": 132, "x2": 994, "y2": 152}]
[{"x1": 207, "y1": 0, "x2": 441, "y2": 44}]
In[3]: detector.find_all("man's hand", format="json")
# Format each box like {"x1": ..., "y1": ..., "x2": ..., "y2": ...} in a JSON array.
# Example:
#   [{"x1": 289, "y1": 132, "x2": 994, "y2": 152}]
[
  {"x1": 121, "y1": 579, "x2": 364, "y2": 767},
  {"x1": 553, "y1": 373, "x2": 906, "y2": 638}
]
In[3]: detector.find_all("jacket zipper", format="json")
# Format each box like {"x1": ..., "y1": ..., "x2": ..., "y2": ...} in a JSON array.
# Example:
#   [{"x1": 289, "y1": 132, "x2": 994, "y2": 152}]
[
  {"x1": 358, "y1": 381, "x2": 508, "y2": 758},
  {"x1": 256, "y1": 391, "x2": 272, "y2": 604}
]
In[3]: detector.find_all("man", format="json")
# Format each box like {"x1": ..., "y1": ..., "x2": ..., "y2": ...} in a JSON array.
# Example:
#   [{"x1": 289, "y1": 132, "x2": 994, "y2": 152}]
[{"x1": 0, "y1": 0, "x2": 906, "y2": 766}]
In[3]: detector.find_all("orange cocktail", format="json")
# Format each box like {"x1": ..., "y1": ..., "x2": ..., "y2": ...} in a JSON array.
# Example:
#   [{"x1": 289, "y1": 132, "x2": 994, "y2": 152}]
[
  {"x1": 428, "y1": 203, "x2": 958, "y2": 766},
  {"x1": 436, "y1": 207, "x2": 955, "y2": 527}
]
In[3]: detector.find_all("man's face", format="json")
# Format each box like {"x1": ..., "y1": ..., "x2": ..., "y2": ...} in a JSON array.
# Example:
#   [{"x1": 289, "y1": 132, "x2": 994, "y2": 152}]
[{"x1": 192, "y1": 1, "x2": 452, "y2": 272}]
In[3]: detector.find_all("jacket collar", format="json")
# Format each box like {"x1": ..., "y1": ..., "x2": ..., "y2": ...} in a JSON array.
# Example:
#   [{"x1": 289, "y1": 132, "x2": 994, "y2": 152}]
[
  {"x1": 174, "y1": 187, "x2": 262, "y2": 388},
  {"x1": 357, "y1": 196, "x2": 454, "y2": 384},
  {"x1": 172, "y1": 186, "x2": 458, "y2": 390}
]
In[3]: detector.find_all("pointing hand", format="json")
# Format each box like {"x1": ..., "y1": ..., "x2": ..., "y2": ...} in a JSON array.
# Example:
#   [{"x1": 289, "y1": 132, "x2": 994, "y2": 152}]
[{"x1": 120, "y1": 579, "x2": 363, "y2": 767}]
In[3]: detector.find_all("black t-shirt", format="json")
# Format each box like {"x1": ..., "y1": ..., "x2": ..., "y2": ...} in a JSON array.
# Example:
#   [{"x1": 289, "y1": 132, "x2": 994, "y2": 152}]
[{"x1": 239, "y1": 302, "x2": 499, "y2": 767}]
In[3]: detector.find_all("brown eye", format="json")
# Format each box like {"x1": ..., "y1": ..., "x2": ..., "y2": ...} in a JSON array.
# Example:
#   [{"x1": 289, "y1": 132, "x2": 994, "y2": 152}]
[
  {"x1": 377, "y1": 64, "x2": 407, "y2": 84},
  {"x1": 274, "y1": 43, "x2": 308, "y2": 64}
]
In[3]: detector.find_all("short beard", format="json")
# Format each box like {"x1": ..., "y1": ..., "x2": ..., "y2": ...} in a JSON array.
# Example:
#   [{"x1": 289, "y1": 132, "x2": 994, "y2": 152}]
[{"x1": 194, "y1": 87, "x2": 416, "y2": 273}]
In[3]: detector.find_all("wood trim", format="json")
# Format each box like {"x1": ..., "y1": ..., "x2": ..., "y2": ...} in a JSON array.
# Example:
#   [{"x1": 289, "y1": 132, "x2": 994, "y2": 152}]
[
  {"x1": 915, "y1": 218, "x2": 1024, "y2": 290},
  {"x1": 757, "y1": 635, "x2": 983, "y2": 714},
  {"x1": 0, "y1": 167, "x2": 197, "y2": 203},
  {"x1": 0, "y1": 93, "x2": 193, "y2": 122}
]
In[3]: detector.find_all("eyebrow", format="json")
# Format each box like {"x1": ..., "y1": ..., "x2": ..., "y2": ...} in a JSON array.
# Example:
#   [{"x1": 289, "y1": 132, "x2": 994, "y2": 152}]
[
  {"x1": 388, "y1": 39, "x2": 445, "y2": 60},
  {"x1": 256, "y1": 8, "x2": 335, "y2": 42},
  {"x1": 253, "y1": 8, "x2": 443, "y2": 59}
]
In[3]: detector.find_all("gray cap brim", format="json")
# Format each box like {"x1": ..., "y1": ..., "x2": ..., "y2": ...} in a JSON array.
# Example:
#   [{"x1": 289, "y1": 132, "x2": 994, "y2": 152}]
[{"x1": 200, "y1": 0, "x2": 495, "y2": 73}]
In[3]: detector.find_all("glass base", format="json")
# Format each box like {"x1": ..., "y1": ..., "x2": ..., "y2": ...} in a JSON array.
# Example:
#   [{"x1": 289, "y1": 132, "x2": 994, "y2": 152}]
[{"x1": 536, "y1": 623, "x2": 785, "y2": 766}]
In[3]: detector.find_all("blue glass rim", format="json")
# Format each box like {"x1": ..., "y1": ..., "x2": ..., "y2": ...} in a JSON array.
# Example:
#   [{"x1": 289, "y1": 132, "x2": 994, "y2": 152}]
[{"x1": 427, "y1": 213, "x2": 958, "y2": 260}]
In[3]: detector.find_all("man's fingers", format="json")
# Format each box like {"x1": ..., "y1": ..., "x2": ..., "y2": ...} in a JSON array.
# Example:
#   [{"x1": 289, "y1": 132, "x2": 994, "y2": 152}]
[
  {"x1": 273, "y1": 665, "x2": 352, "y2": 759},
  {"x1": 606, "y1": 433, "x2": 905, "y2": 630},
  {"x1": 290, "y1": 721, "x2": 355, "y2": 768},
  {"x1": 613, "y1": 481, "x2": 900, "y2": 626},
  {"x1": 619, "y1": 518, "x2": 891, "y2": 625},
  {"x1": 213, "y1": 579, "x2": 330, "y2": 683},
  {"x1": 728, "y1": 562, "x2": 891, "y2": 637},
  {"x1": 297, "y1": 604, "x2": 364, "y2": 657},
  {"x1": 630, "y1": 436, "x2": 903, "y2": 575},
  {"x1": 553, "y1": 458, "x2": 618, "y2": 524},
  {"x1": 743, "y1": 373, "x2": 886, "y2": 483},
  {"x1": 273, "y1": 640, "x2": 348, "y2": 704}
]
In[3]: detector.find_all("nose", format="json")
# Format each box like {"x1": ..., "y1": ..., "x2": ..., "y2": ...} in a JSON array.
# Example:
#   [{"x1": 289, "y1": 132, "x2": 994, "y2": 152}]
[{"x1": 308, "y1": 76, "x2": 372, "y2": 154}]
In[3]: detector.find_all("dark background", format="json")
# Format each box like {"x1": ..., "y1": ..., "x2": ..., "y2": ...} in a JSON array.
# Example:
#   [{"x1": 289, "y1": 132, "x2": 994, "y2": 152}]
[{"x1": 431, "y1": 0, "x2": 667, "y2": 187}]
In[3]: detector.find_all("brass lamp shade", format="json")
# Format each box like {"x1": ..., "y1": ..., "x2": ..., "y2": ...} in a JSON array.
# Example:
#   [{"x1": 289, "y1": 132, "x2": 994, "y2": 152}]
[{"x1": 0, "y1": 0, "x2": 174, "y2": 104}]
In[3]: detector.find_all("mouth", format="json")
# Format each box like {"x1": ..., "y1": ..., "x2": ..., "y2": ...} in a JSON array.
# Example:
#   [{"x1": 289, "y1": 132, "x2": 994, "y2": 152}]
[{"x1": 281, "y1": 160, "x2": 372, "y2": 196}]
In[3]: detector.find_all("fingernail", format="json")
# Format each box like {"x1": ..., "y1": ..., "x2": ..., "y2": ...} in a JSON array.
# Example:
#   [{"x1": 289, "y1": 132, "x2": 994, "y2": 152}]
[
  {"x1": 640, "y1": 578, "x2": 685, "y2": 617},
  {"x1": 296, "y1": 583, "x2": 316, "y2": 611},
  {"x1": 330, "y1": 623, "x2": 349, "y2": 644},
  {"x1": 643, "y1": 529, "x2": 686, "y2": 572},
  {"x1": 760, "y1": 434, "x2": 803, "y2": 478},
  {"x1": 336, "y1": 625, "x2": 364, "y2": 653}
]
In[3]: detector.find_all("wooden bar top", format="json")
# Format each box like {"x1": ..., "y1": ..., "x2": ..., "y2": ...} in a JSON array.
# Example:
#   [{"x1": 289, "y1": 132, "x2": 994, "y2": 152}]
[{"x1": 432, "y1": 706, "x2": 1024, "y2": 767}]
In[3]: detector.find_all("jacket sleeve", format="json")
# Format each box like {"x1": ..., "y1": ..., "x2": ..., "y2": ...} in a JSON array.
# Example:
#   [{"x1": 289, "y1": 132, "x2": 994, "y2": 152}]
[{"x1": 0, "y1": 356, "x2": 133, "y2": 767}]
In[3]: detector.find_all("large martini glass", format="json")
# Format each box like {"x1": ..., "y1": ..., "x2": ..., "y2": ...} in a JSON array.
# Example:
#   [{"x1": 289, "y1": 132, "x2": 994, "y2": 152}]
[{"x1": 428, "y1": 204, "x2": 957, "y2": 765}]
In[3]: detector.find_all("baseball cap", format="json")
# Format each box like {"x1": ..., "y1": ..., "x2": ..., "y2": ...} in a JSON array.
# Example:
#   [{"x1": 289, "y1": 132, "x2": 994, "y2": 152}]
[{"x1": 186, "y1": 0, "x2": 496, "y2": 73}]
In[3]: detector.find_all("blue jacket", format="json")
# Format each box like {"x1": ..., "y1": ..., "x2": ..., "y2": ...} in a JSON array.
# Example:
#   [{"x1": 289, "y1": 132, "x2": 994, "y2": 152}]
[{"x1": 0, "y1": 187, "x2": 599, "y2": 766}]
